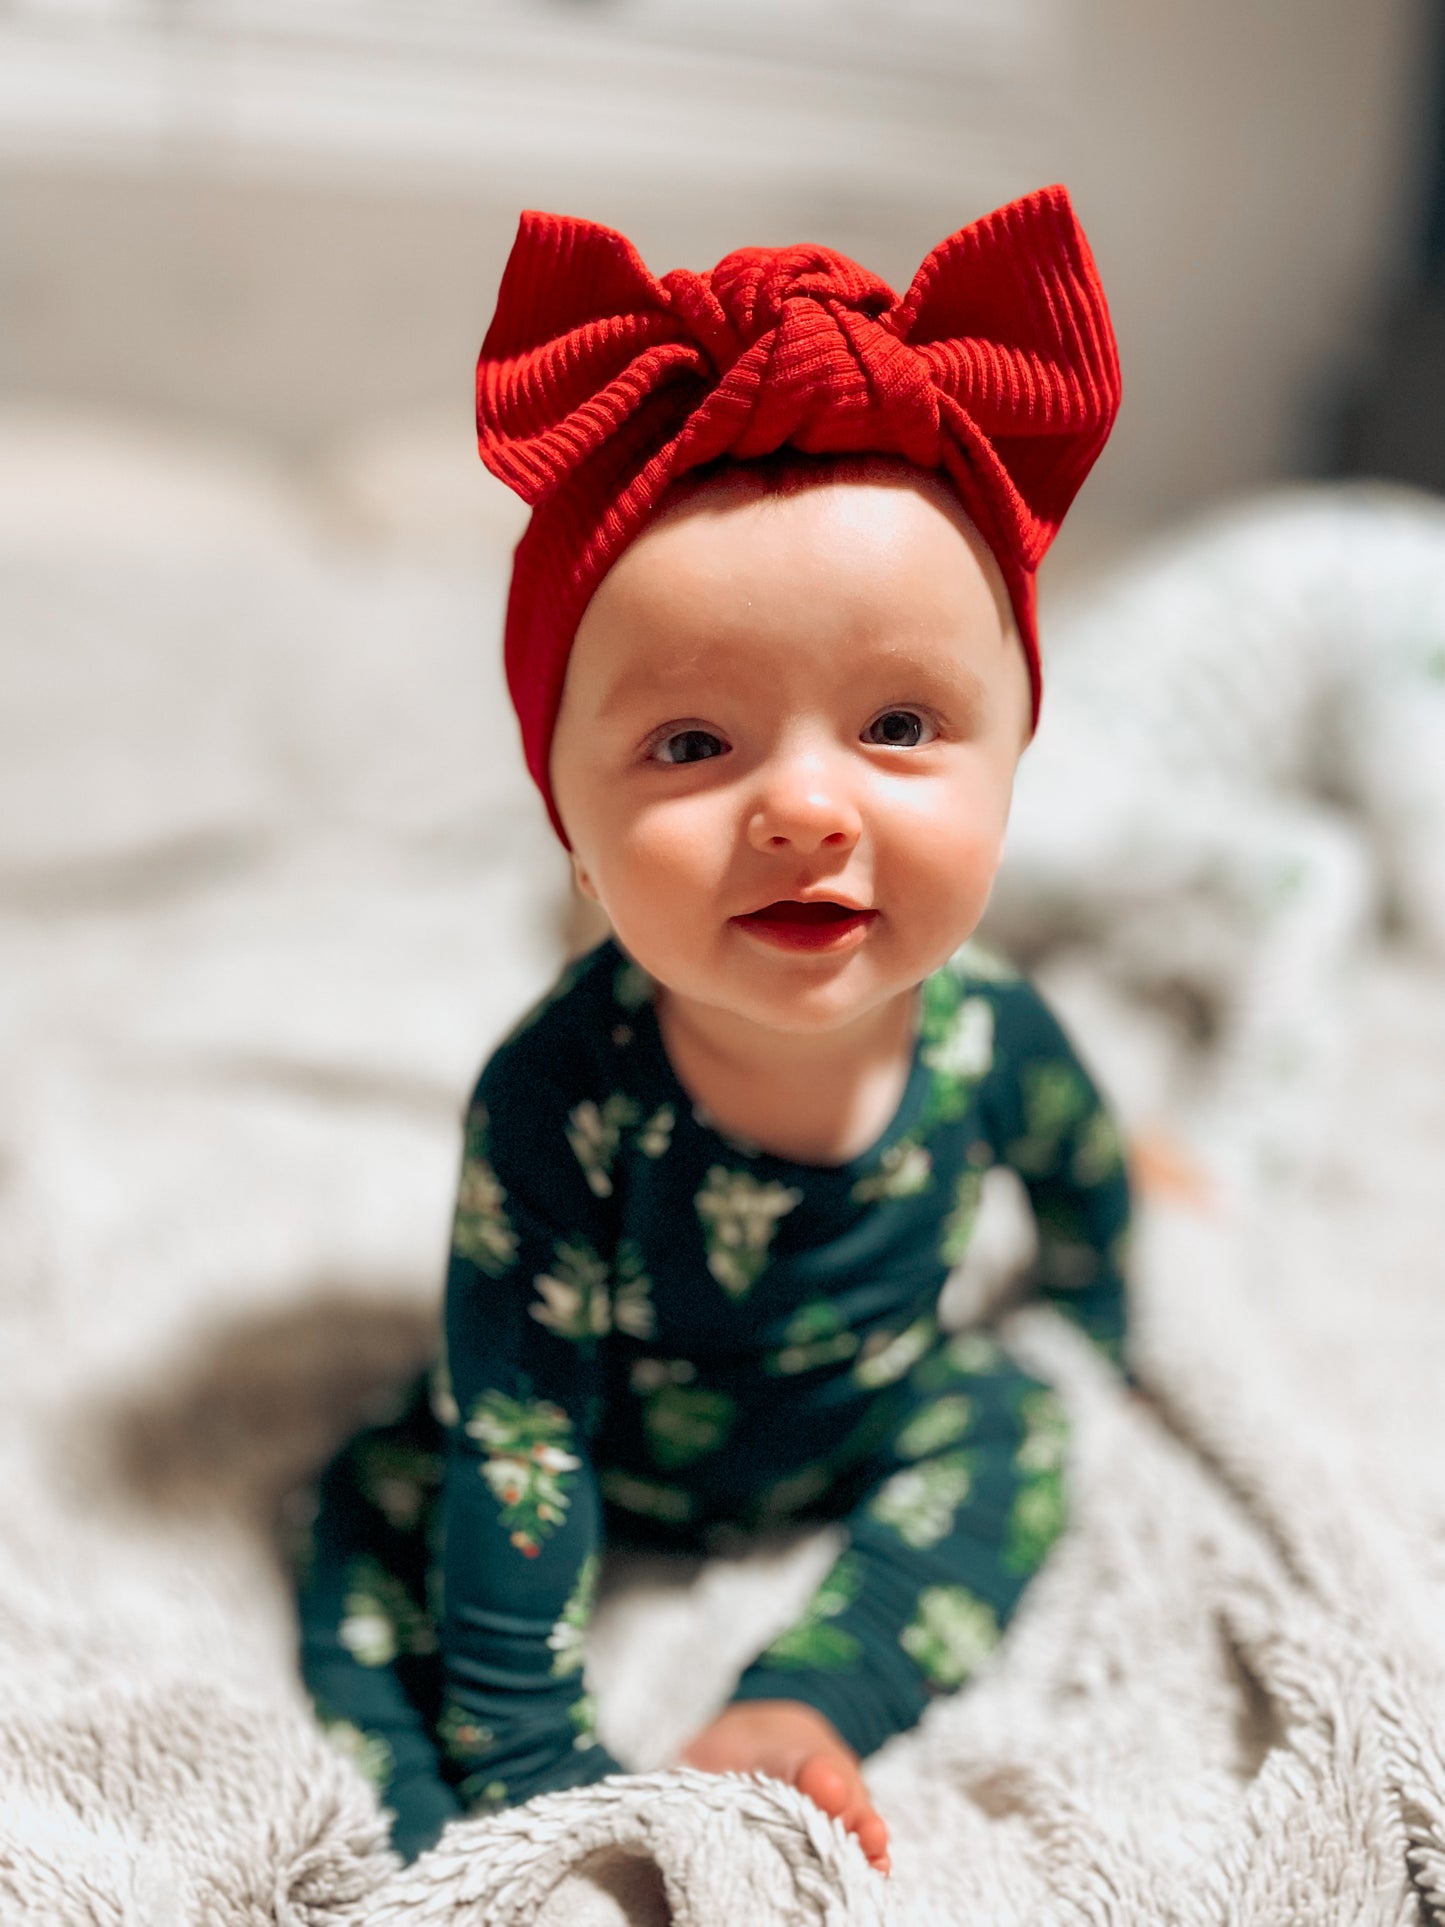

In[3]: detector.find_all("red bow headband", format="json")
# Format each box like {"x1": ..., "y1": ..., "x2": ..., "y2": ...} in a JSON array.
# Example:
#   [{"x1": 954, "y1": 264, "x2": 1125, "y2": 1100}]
[{"x1": 476, "y1": 185, "x2": 1121, "y2": 840}]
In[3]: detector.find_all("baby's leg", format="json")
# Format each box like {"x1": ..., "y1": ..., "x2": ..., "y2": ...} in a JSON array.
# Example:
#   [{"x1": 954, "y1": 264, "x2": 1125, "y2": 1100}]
[{"x1": 291, "y1": 1380, "x2": 459, "y2": 1862}]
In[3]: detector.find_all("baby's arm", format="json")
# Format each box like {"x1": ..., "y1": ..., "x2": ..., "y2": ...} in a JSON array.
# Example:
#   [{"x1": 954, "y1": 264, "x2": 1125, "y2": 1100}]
[
  {"x1": 982, "y1": 978, "x2": 1132, "y2": 1371},
  {"x1": 437, "y1": 1064, "x2": 623, "y2": 1812}
]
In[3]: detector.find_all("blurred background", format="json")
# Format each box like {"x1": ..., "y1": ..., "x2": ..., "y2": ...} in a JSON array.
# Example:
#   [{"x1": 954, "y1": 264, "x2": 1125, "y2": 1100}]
[
  {"x1": 7, "y1": 7, "x2": 1445, "y2": 1865},
  {"x1": 3, "y1": 0, "x2": 1445, "y2": 1389},
  {"x1": 6, "y1": 0, "x2": 1445, "y2": 540}
]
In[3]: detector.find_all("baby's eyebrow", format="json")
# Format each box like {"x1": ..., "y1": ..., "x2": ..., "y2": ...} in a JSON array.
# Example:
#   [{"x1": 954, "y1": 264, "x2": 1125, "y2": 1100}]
[{"x1": 595, "y1": 656, "x2": 720, "y2": 722}]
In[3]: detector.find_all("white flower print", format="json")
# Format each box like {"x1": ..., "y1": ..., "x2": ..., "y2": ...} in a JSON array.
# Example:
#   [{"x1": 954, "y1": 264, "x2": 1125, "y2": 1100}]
[
  {"x1": 900, "y1": 1584, "x2": 1000, "y2": 1687},
  {"x1": 565, "y1": 1094, "x2": 640, "y2": 1199},
  {"x1": 466, "y1": 1392, "x2": 582, "y2": 1557},
  {"x1": 611, "y1": 1238, "x2": 657, "y2": 1340},
  {"x1": 337, "y1": 1558, "x2": 435, "y2": 1666},
  {"x1": 452, "y1": 1111, "x2": 519, "y2": 1276},
  {"x1": 853, "y1": 1314, "x2": 935, "y2": 1389},
  {"x1": 548, "y1": 1553, "x2": 600, "y2": 1678},
  {"x1": 694, "y1": 1167, "x2": 802, "y2": 1299},
  {"x1": 318, "y1": 1715, "x2": 392, "y2": 1791},
  {"x1": 895, "y1": 1394, "x2": 974, "y2": 1460},
  {"x1": 948, "y1": 940, "x2": 1019, "y2": 982},
  {"x1": 850, "y1": 1140, "x2": 933, "y2": 1205},
  {"x1": 868, "y1": 1452, "x2": 974, "y2": 1549},
  {"x1": 530, "y1": 1238, "x2": 656, "y2": 1344},
  {"x1": 637, "y1": 1104, "x2": 675, "y2": 1159},
  {"x1": 923, "y1": 996, "x2": 995, "y2": 1084},
  {"x1": 530, "y1": 1240, "x2": 612, "y2": 1341},
  {"x1": 629, "y1": 1357, "x2": 695, "y2": 1394}
]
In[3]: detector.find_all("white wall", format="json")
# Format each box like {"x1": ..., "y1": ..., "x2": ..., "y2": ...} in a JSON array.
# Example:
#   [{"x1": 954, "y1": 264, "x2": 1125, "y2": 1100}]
[{"x1": 1, "y1": 0, "x2": 1434, "y2": 556}]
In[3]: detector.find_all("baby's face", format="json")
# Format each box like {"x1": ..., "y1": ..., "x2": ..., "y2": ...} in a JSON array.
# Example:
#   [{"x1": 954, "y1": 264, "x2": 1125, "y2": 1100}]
[{"x1": 549, "y1": 461, "x2": 1031, "y2": 1038}]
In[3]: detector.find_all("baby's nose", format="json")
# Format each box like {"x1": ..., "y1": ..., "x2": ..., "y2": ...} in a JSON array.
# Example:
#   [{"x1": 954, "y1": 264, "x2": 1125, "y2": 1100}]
[{"x1": 746, "y1": 754, "x2": 862, "y2": 855}]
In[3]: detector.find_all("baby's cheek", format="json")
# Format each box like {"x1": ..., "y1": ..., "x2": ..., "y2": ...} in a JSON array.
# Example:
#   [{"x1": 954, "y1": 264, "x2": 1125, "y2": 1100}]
[{"x1": 907, "y1": 817, "x2": 1006, "y2": 933}]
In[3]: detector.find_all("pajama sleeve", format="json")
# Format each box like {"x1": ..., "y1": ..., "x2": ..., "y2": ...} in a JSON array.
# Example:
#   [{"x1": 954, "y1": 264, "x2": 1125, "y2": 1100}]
[
  {"x1": 437, "y1": 1061, "x2": 624, "y2": 1812},
  {"x1": 981, "y1": 981, "x2": 1132, "y2": 1370}
]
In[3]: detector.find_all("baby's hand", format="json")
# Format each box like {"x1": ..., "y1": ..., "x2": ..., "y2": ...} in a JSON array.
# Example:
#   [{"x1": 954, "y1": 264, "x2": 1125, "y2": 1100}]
[{"x1": 678, "y1": 1699, "x2": 890, "y2": 1874}]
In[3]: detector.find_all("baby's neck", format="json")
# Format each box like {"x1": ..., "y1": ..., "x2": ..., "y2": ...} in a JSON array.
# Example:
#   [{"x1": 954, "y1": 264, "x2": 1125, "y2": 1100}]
[{"x1": 655, "y1": 987, "x2": 919, "y2": 1167}]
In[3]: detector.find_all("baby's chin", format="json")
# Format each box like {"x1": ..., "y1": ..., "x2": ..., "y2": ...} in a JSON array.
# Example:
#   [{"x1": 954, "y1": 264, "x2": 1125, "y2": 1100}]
[{"x1": 648, "y1": 952, "x2": 926, "y2": 1043}]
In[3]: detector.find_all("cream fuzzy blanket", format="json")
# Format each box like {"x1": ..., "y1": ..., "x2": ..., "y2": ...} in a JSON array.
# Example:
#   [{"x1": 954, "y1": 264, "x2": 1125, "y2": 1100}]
[{"x1": 3, "y1": 419, "x2": 1444, "y2": 1924}]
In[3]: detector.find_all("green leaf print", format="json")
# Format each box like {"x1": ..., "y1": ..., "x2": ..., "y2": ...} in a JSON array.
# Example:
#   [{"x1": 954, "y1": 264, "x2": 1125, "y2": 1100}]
[
  {"x1": 353, "y1": 1438, "x2": 444, "y2": 1532},
  {"x1": 598, "y1": 1469, "x2": 695, "y2": 1524},
  {"x1": 900, "y1": 1584, "x2": 999, "y2": 1688},
  {"x1": 939, "y1": 1164, "x2": 985, "y2": 1267},
  {"x1": 338, "y1": 1557, "x2": 436, "y2": 1667},
  {"x1": 1007, "y1": 1062, "x2": 1092, "y2": 1176},
  {"x1": 452, "y1": 1109, "x2": 519, "y2": 1276},
  {"x1": 868, "y1": 1452, "x2": 974, "y2": 1549},
  {"x1": 548, "y1": 1553, "x2": 600, "y2": 1677},
  {"x1": 765, "y1": 1299, "x2": 860, "y2": 1376},
  {"x1": 755, "y1": 1461, "x2": 834, "y2": 1521},
  {"x1": 641, "y1": 1383, "x2": 736, "y2": 1470},
  {"x1": 612, "y1": 1238, "x2": 657, "y2": 1340},
  {"x1": 912, "y1": 1327, "x2": 1004, "y2": 1393},
  {"x1": 850, "y1": 1138, "x2": 933, "y2": 1204},
  {"x1": 466, "y1": 1391, "x2": 581, "y2": 1557},
  {"x1": 943, "y1": 1330, "x2": 1003, "y2": 1375},
  {"x1": 853, "y1": 1313, "x2": 936, "y2": 1389},
  {"x1": 566, "y1": 1094, "x2": 642, "y2": 1199},
  {"x1": 429, "y1": 1340, "x2": 460, "y2": 1426},
  {"x1": 1037, "y1": 1236, "x2": 1102, "y2": 1292},
  {"x1": 437, "y1": 1701, "x2": 496, "y2": 1763},
  {"x1": 613, "y1": 958, "x2": 654, "y2": 1011},
  {"x1": 1016, "y1": 1389, "x2": 1069, "y2": 1474},
  {"x1": 761, "y1": 1553, "x2": 864, "y2": 1670},
  {"x1": 1004, "y1": 1390, "x2": 1070, "y2": 1572},
  {"x1": 459, "y1": 1775, "x2": 510, "y2": 1813},
  {"x1": 895, "y1": 1394, "x2": 974, "y2": 1460},
  {"x1": 918, "y1": 981, "x2": 996, "y2": 1128},
  {"x1": 316, "y1": 1710, "x2": 393, "y2": 1791},
  {"x1": 1004, "y1": 1470, "x2": 1067, "y2": 1573},
  {"x1": 948, "y1": 940, "x2": 1020, "y2": 982},
  {"x1": 568, "y1": 1691, "x2": 600, "y2": 1750},
  {"x1": 694, "y1": 1167, "x2": 802, "y2": 1299},
  {"x1": 530, "y1": 1239, "x2": 613, "y2": 1341},
  {"x1": 1071, "y1": 1107, "x2": 1124, "y2": 1187}
]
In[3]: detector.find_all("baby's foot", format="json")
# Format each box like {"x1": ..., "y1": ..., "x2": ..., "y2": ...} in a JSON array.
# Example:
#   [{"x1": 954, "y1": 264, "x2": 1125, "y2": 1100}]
[{"x1": 679, "y1": 1699, "x2": 891, "y2": 1874}]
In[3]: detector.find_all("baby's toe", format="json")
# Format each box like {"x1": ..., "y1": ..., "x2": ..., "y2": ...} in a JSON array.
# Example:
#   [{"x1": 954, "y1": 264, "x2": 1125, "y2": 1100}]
[{"x1": 796, "y1": 1753, "x2": 853, "y2": 1819}]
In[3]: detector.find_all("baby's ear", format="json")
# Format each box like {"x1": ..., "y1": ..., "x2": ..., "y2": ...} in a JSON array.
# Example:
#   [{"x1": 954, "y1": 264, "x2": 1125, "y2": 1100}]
[{"x1": 570, "y1": 851, "x2": 600, "y2": 902}]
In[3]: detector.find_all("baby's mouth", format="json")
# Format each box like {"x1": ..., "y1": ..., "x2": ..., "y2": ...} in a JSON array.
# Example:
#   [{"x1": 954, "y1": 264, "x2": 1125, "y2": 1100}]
[{"x1": 732, "y1": 900, "x2": 878, "y2": 952}]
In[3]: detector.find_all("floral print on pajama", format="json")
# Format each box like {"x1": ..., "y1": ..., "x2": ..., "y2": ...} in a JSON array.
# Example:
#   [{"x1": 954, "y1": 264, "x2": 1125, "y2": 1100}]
[{"x1": 292, "y1": 938, "x2": 1130, "y2": 1858}]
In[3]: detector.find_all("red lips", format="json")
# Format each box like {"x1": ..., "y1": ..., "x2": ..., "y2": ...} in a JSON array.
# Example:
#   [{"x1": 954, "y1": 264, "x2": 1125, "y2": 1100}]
[{"x1": 732, "y1": 900, "x2": 878, "y2": 953}]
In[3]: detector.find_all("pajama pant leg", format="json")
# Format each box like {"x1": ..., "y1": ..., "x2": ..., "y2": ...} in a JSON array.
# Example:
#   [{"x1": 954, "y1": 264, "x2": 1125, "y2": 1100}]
[
  {"x1": 729, "y1": 1351, "x2": 1069, "y2": 1759},
  {"x1": 292, "y1": 1379, "x2": 461, "y2": 1863}
]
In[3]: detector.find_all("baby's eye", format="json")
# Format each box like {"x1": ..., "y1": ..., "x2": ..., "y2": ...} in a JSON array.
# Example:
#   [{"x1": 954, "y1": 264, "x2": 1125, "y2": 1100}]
[
  {"x1": 862, "y1": 709, "x2": 934, "y2": 748},
  {"x1": 651, "y1": 728, "x2": 728, "y2": 766}
]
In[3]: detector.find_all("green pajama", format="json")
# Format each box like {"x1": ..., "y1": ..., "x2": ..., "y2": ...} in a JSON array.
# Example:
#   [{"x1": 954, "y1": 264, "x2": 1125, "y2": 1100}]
[{"x1": 292, "y1": 938, "x2": 1130, "y2": 1858}]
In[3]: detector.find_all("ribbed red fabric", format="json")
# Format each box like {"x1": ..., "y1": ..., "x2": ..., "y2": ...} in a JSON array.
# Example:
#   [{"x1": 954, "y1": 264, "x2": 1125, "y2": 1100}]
[{"x1": 476, "y1": 185, "x2": 1121, "y2": 840}]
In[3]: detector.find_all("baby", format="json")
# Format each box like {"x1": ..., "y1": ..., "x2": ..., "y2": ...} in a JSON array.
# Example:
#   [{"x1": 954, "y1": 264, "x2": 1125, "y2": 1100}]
[{"x1": 293, "y1": 187, "x2": 1129, "y2": 1877}]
